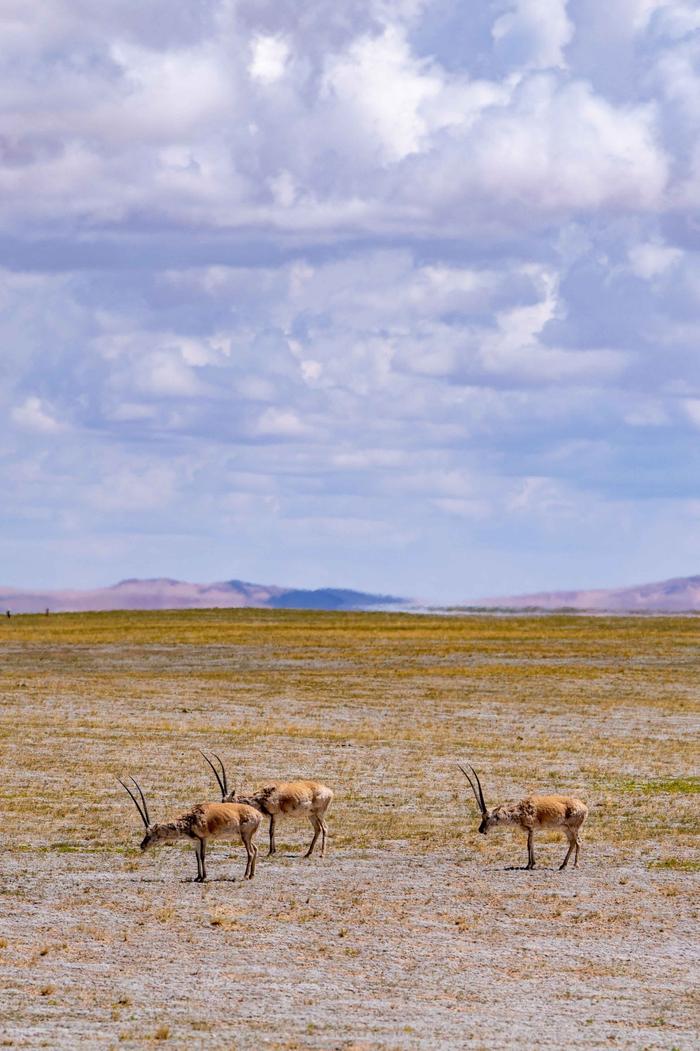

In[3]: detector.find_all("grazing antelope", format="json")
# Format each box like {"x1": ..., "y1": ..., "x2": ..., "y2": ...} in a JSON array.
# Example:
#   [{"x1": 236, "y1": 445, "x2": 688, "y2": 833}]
[
  {"x1": 458, "y1": 764, "x2": 588, "y2": 871},
  {"x1": 118, "y1": 776, "x2": 261, "y2": 881},
  {"x1": 200, "y1": 751, "x2": 333, "y2": 858}
]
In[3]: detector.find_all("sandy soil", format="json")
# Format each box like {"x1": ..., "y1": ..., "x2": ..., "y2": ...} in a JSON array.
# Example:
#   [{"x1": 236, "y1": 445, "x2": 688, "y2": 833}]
[{"x1": 0, "y1": 610, "x2": 697, "y2": 1049}]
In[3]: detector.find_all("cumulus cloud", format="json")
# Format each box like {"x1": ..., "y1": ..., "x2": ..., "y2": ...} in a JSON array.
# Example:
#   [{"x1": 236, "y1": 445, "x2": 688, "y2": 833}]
[
  {"x1": 11, "y1": 396, "x2": 65, "y2": 433},
  {"x1": 628, "y1": 239, "x2": 682, "y2": 278},
  {"x1": 323, "y1": 27, "x2": 443, "y2": 163},
  {"x1": 0, "y1": 0, "x2": 677, "y2": 234},
  {"x1": 249, "y1": 34, "x2": 290, "y2": 83},
  {"x1": 0, "y1": 0, "x2": 698, "y2": 598},
  {"x1": 254, "y1": 407, "x2": 312, "y2": 437},
  {"x1": 492, "y1": 0, "x2": 574, "y2": 70}
]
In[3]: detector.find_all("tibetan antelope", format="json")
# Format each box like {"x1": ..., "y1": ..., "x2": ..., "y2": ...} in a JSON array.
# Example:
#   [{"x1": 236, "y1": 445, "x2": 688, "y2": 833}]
[
  {"x1": 118, "y1": 776, "x2": 261, "y2": 881},
  {"x1": 458, "y1": 764, "x2": 588, "y2": 871},
  {"x1": 200, "y1": 751, "x2": 333, "y2": 858}
]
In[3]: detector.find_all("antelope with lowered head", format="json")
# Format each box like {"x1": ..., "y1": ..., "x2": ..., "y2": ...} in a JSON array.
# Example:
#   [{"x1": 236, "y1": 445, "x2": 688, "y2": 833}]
[
  {"x1": 200, "y1": 751, "x2": 333, "y2": 858},
  {"x1": 459, "y1": 764, "x2": 588, "y2": 871},
  {"x1": 119, "y1": 776, "x2": 261, "y2": 881}
]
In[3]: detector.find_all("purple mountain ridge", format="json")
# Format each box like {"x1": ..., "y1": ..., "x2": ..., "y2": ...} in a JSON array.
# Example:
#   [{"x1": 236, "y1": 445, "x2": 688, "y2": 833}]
[
  {"x1": 475, "y1": 574, "x2": 700, "y2": 612},
  {"x1": 2, "y1": 574, "x2": 699, "y2": 614},
  {"x1": 0, "y1": 577, "x2": 404, "y2": 614}
]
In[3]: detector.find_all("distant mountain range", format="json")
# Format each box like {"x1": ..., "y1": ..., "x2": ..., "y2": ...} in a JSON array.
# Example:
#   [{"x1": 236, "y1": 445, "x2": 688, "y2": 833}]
[
  {"x1": 2, "y1": 573, "x2": 699, "y2": 615},
  {"x1": 0, "y1": 577, "x2": 404, "y2": 614},
  {"x1": 476, "y1": 574, "x2": 700, "y2": 612}
]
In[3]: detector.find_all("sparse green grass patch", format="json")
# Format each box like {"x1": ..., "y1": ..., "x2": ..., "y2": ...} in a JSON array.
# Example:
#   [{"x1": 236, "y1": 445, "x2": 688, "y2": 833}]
[
  {"x1": 648, "y1": 857, "x2": 700, "y2": 872},
  {"x1": 617, "y1": 776, "x2": 700, "y2": 795}
]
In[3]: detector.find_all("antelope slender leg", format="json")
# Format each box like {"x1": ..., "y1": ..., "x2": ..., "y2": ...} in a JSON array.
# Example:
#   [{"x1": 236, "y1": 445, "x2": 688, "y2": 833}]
[
  {"x1": 199, "y1": 838, "x2": 207, "y2": 881},
  {"x1": 559, "y1": 832, "x2": 576, "y2": 871},
  {"x1": 319, "y1": 819, "x2": 328, "y2": 857},
  {"x1": 573, "y1": 834, "x2": 581, "y2": 868},
  {"x1": 194, "y1": 838, "x2": 204, "y2": 882},
  {"x1": 526, "y1": 829, "x2": 535, "y2": 870},
  {"x1": 241, "y1": 828, "x2": 257, "y2": 879},
  {"x1": 268, "y1": 815, "x2": 276, "y2": 857},
  {"x1": 304, "y1": 816, "x2": 321, "y2": 858}
]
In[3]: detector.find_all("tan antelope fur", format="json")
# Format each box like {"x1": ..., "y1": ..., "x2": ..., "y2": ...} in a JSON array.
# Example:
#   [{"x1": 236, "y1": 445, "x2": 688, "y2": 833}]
[
  {"x1": 459, "y1": 764, "x2": 588, "y2": 870},
  {"x1": 201, "y1": 751, "x2": 334, "y2": 858},
  {"x1": 119, "y1": 776, "x2": 261, "y2": 881}
]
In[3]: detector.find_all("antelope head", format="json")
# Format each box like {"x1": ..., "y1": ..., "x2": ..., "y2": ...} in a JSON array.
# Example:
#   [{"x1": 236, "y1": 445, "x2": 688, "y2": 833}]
[
  {"x1": 199, "y1": 750, "x2": 236, "y2": 802},
  {"x1": 118, "y1": 776, "x2": 160, "y2": 850},
  {"x1": 458, "y1": 764, "x2": 502, "y2": 833}
]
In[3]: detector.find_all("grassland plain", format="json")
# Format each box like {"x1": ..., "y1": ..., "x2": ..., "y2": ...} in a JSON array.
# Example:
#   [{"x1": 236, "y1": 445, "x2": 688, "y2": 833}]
[{"x1": 0, "y1": 609, "x2": 698, "y2": 1050}]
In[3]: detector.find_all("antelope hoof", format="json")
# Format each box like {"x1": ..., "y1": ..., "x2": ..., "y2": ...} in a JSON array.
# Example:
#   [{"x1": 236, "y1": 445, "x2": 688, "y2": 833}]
[{"x1": 559, "y1": 862, "x2": 568, "y2": 871}]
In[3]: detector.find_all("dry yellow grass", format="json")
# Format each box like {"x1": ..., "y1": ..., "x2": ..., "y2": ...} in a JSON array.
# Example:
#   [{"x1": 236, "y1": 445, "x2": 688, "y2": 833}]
[{"x1": 0, "y1": 609, "x2": 698, "y2": 1048}]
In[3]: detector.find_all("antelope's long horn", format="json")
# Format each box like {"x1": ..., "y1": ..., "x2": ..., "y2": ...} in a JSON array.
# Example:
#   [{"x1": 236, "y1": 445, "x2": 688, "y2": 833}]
[
  {"x1": 130, "y1": 776, "x2": 151, "y2": 827},
  {"x1": 199, "y1": 750, "x2": 228, "y2": 800},
  {"x1": 211, "y1": 752, "x2": 228, "y2": 797},
  {"x1": 118, "y1": 777, "x2": 150, "y2": 829},
  {"x1": 457, "y1": 764, "x2": 486, "y2": 815},
  {"x1": 468, "y1": 764, "x2": 488, "y2": 813}
]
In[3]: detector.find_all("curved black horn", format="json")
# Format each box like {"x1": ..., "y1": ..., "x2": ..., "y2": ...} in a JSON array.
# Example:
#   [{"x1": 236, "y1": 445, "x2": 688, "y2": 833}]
[
  {"x1": 199, "y1": 750, "x2": 228, "y2": 800},
  {"x1": 130, "y1": 777, "x2": 151, "y2": 827},
  {"x1": 118, "y1": 777, "x2": 150, "y2": 828},
  {"x1": 468, "y1": 764, "x2": 487, "y2": 813},
  {"x1": 457, "y1": 764, "x2": 486, "y2": 815},
  {"x1": 211, "y1": 752, "x2": 228, "y2": 797}
]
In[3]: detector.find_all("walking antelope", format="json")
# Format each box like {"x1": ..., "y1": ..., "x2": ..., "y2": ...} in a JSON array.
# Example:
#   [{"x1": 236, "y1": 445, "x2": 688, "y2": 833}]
[
  {"x1": 458, "y1": 764, "x2": 588, "y2": 871},
  {"x1": 200, "y1": 752, "x2": 333, "y2": 858},
  {"x1": 118, "y1": 776, "x2": 261, "y2": 881}
]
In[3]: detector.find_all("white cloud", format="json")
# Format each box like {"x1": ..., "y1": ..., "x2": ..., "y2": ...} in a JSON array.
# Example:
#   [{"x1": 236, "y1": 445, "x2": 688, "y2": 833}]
[
  {"x1": 323, "y1": 27, "x2": 443, "y2": 163},
  {"x1": 492, "y1": 0, "x2": 574, "y2": 70},
  {"x1": 109, "y1": 40, "x2": 233, "y2": 139},
  {"x1": 628, "y1": 0, "x2": 666, "y2": 31},
  {"x1": 507, "y1": 476, "x2": 576, "y2": 515},
  {"x1": 652, "y1": 1, "x2": 700, "y2": 38},
  {"x1": 683, "y1": 399, "x2": 700, "y2": 428},
  {"x1": 475, "y1": 266, "x2": 629, "y2": 382},
  {"x1": 332, "y1": 448, "x2": 405, "y2": 469},
  {"x1": 0, "y1": 4, "x2": 675, "y2": 235},
  {"x1": 11, "y1": 396, "x2": 65, "y2": 433},
  {"x1": 269, "y1": 169, "x2": 297, "y2": 207},
  {"x1": 254, "y1": 407, "x2": 311, "y2": 438},
  {"x1": 422, "y1": 75, "x2": 669, "y2": 217},
  {"x1": 300, "y1": 359, "x2": 323, "y2": 383},
  {"x1": 139, "y1": 352, "x2": 206, "y2": 396},
  {"x1": 628, "y1": 240, "x2": 682, "y2": 279},
  {"x1": 652, "y1": 38, "x2": 700, "y2": 128},
  {"x1": 0, "y1": 1, "x2": 698, "y2": 598},
  {"x1": 249, "y1": 35, "x2": 290, "y2": 84}
]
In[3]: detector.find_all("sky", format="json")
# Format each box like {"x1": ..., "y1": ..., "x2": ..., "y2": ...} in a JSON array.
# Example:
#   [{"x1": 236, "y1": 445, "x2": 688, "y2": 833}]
[{"x1": 1, "y1": 0, "x2": 699, "y2": 602}]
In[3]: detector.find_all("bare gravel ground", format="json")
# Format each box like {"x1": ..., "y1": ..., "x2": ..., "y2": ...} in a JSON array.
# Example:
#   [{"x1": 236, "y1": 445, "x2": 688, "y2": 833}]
[{"x1": 0, "y1": 609, "x2": 698, "y2": 1050}]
